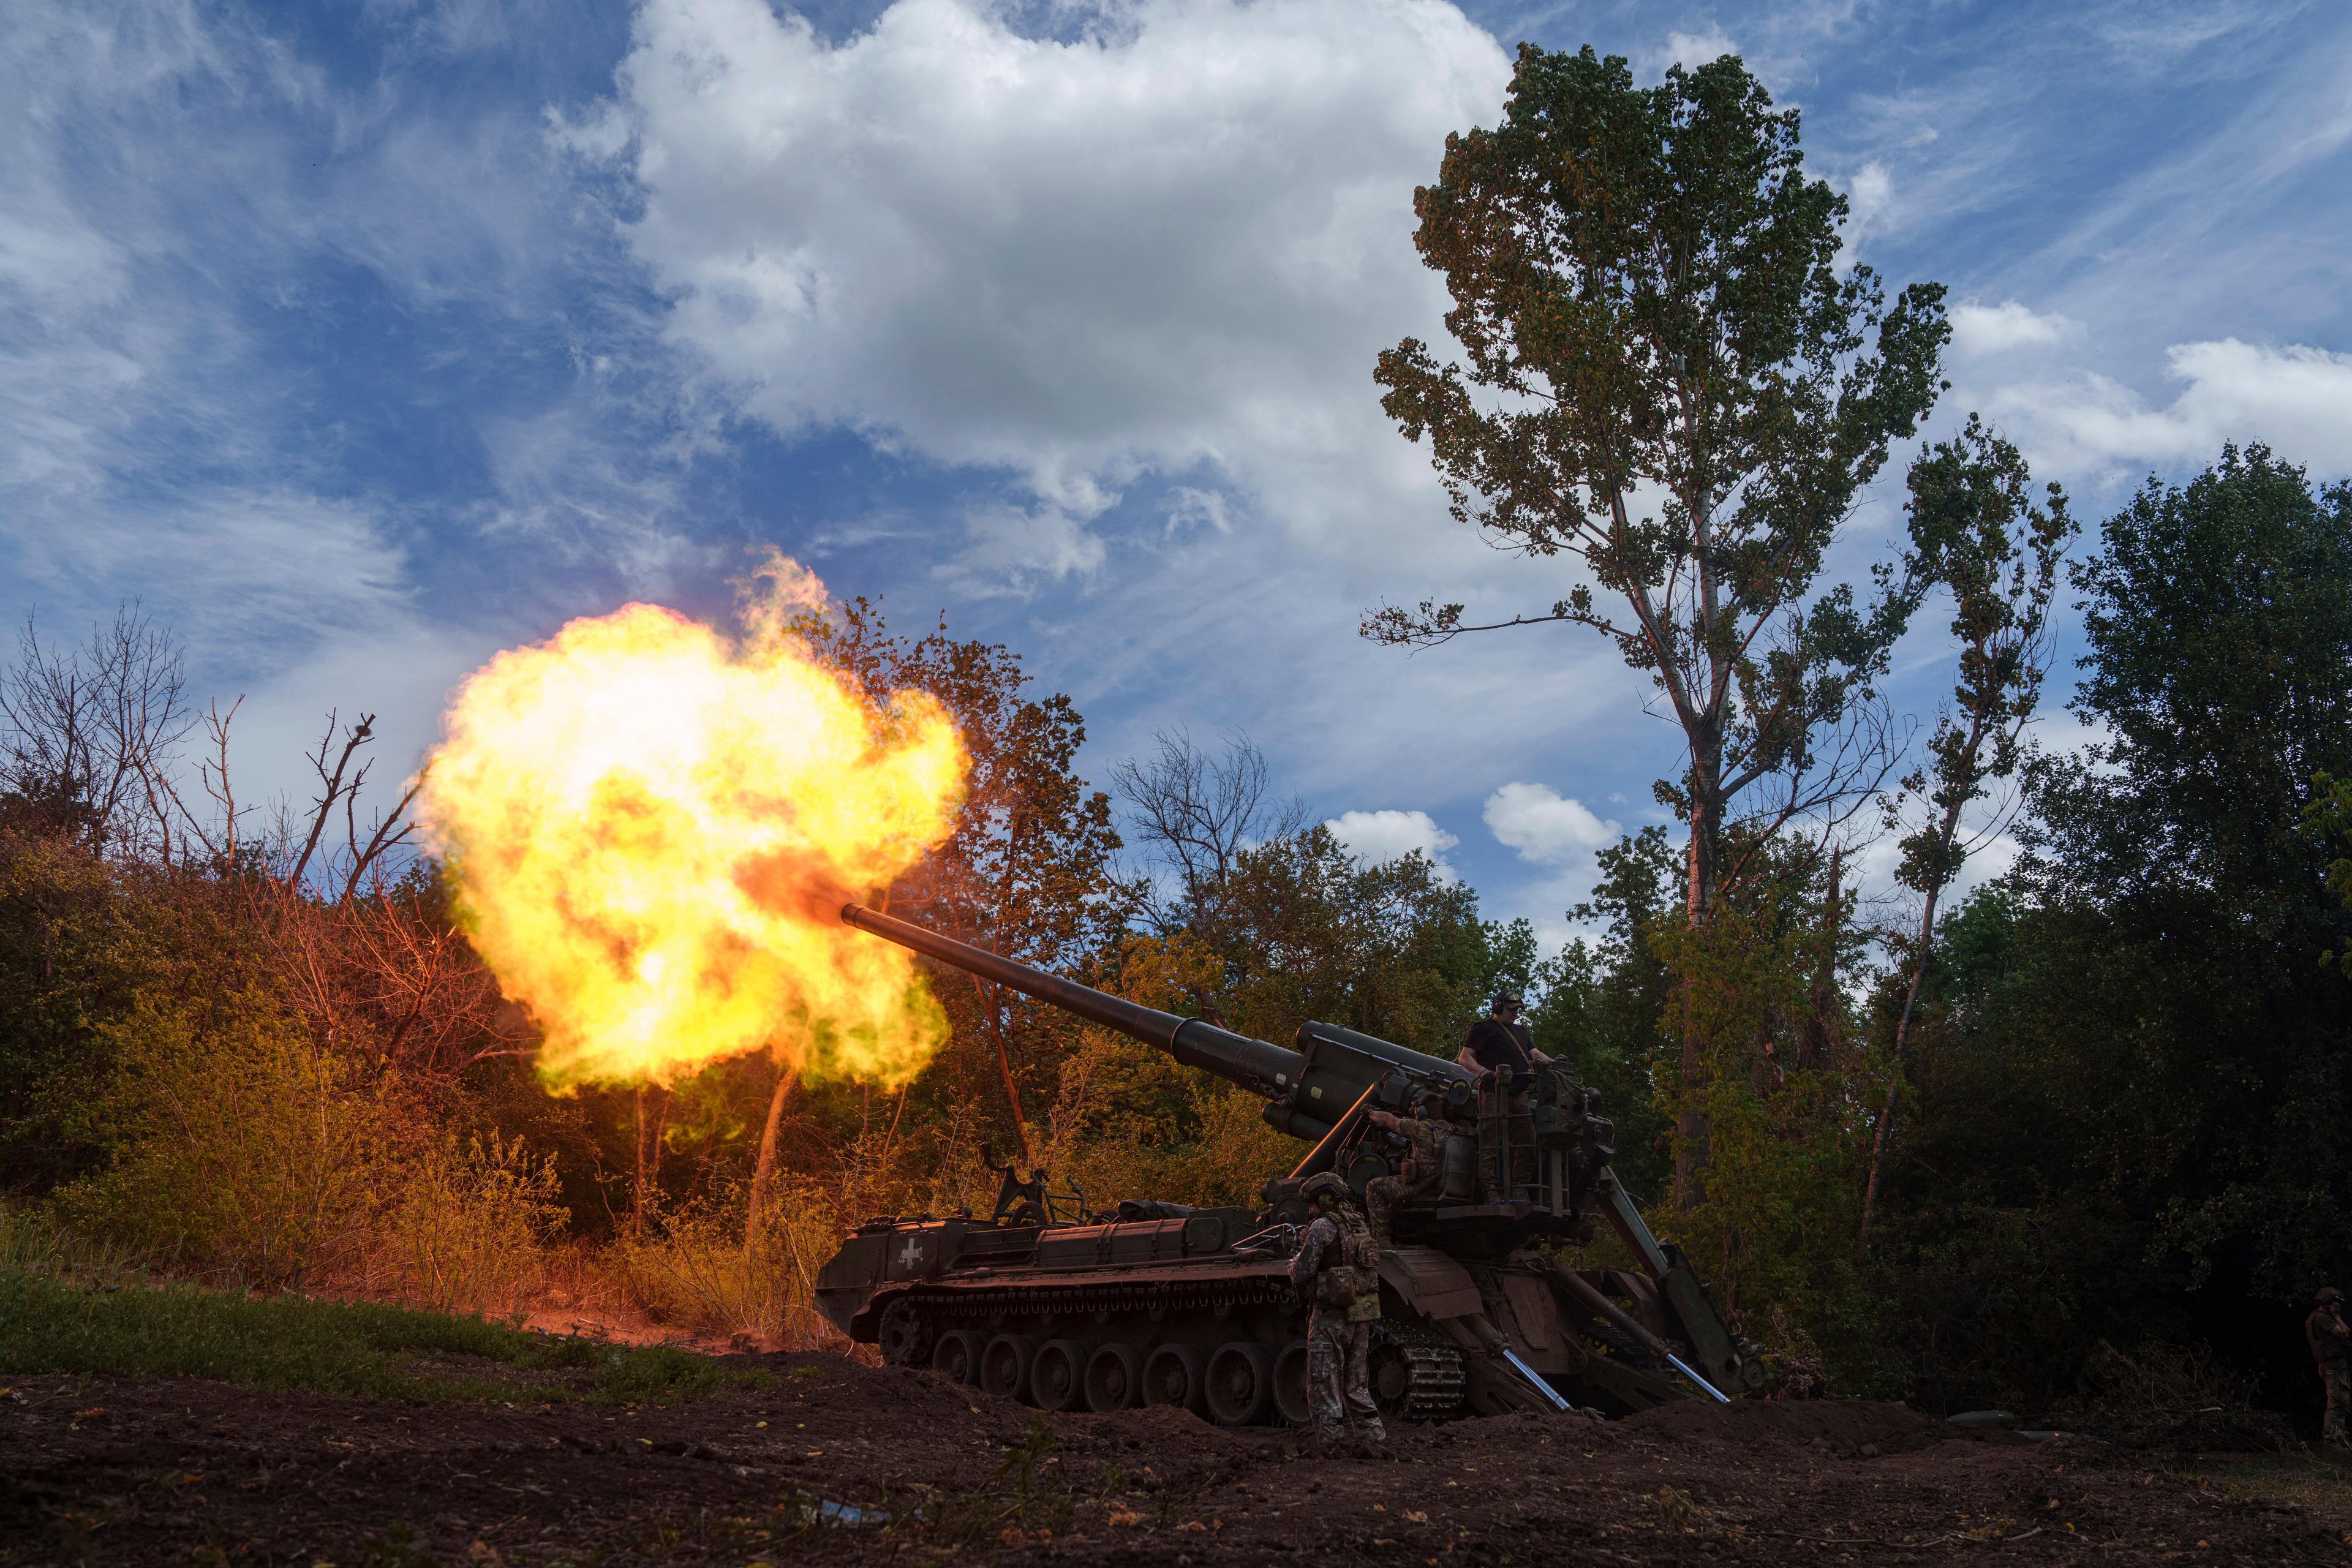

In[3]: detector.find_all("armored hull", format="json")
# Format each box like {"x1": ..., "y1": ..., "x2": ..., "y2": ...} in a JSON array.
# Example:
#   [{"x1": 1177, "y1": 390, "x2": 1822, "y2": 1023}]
[
  {"x1": 819, "y1": 1208, "x2": 1488, "y2": 1423},
  {"x1": 815, "y1": 1203, "x2": 1741, "y2": 1425}
]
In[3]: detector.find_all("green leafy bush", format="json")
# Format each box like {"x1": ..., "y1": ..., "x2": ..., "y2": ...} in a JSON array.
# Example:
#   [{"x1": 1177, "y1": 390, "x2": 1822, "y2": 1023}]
[{"x1": 60, "y1": 991, "x2": 393, "y2": 1288}]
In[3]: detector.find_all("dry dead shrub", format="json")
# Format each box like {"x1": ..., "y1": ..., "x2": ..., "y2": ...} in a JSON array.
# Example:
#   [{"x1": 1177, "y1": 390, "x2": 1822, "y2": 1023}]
[
  {"x1": 358, "y1": 1132, "x2": 563, "y2": 1317},
  {"x1": 606, "y1": 1180, "x2": 857, "y2": 1350},
  {"x1": 2061, "y1": 1338, "x2": 2292, "y2": 1452},
  {"x1": 2076, "y1": 1337, "x2": 2253, "y2": 1422},
  {"x1": 1758, "y1": 1304, "x2": 1831, "y2": 1398}
]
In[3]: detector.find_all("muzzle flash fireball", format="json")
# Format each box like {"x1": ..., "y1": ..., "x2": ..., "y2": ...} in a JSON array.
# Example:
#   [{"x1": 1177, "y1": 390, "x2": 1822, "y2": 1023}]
[{"x1": 417, "y1": 584, "x2": 964, "y2": 1092}]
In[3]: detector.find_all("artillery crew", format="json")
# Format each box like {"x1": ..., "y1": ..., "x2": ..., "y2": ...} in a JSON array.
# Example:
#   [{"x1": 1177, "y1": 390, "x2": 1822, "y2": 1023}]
[
  {"x1": 1457, "y1": 987, "x2": 1548, "y2": 1073},
  {"x1": 1291, "y1": 1171, "x2": 1389, "y2": 1457},
  {"x1": 1458, "y1": 987, "x2": 1544, "y2": 1201},
  {"x1": 1363, "y1": 1091, "x2": 1455, "y2": 1248},
  {"x1": 2312, "y1": 1287, "x2": 2351, "y2": 1446}
]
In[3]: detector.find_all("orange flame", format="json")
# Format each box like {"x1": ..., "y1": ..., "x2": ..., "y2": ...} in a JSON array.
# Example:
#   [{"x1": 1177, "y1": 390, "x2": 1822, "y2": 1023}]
[{"x1": 417, "y1": 562, "x2": 964, "y2": 1090}]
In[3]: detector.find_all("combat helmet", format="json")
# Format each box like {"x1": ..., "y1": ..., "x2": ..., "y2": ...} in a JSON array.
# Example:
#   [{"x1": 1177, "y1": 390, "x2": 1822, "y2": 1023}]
[
  {"x1": 2320, "y1": 1286, "x2": 2345, "y2": 1306},
  {"x1": 1300, "y1": 1171, "x2": 1355, "y2": 1206}
]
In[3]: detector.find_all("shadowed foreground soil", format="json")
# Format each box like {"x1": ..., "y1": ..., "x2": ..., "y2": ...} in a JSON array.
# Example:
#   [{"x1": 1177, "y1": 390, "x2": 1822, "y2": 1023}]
[{"x1": 6, "y1": 1350, "x2": 2350, "y2": 1566}]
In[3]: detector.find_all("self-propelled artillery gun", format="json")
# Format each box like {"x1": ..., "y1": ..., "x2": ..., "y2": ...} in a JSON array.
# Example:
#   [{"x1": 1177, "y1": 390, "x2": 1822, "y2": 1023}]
[{"x1": 813, "y1": 903, "x2": 1765, "y2": 1426}]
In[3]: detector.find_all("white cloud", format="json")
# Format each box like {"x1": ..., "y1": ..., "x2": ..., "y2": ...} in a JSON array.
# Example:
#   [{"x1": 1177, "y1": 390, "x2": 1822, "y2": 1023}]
[
  {"x1": 1164, "y1": 486, "x2": 1233, "y2": 537},
  {"x1": 1481, "y1": 782, "x2": 1625, "y2": 951},
  {"x1": 1324, "y1": 808, "x2": 1459, "y2": 878},
  {"x1": 1834, "y1": 159, "x2": 1894, "y2": 266},
  {"x1": 1986, "y1": 337, "x2": 2352, "y2": 480},
  {"x1": 587, "y1": 0, "x2": 1511, "y2": 582},
  {"x1": 1644, "y1": 26, "x2": 1740, "y2": 77},
  {"x1": 1949, "y1": 299, "x2": 2075, "y2": 357},
  {"x1": 1482, "y1": 782, "x2": 1618, "y2": 867}
]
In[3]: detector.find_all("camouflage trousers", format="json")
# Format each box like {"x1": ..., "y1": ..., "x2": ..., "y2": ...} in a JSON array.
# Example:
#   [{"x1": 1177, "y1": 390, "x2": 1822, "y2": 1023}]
[
  {"x1": 2324, "y1": 1361, "x2": 2351, "y2": 1445},
  {"x1": 1364, "y1": 1170, "x2": 1435, "y2": 1248},
  {"x1": 1307, "y1": 1315, "x2": 1385, "y2": 1446}
]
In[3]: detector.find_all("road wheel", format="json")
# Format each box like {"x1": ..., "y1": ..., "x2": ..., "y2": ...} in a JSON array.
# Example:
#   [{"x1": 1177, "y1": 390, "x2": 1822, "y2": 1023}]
[
  {"x1": 1084, "y1": 1343, "x2": 1142, "y2": 1411},
  {"x1": 877, "y1": 1298, "x2": 933, "y2": 1368},
  {"x1": 1141, "y1": 1344, "x2": 1204, "y2": 1412},
  {"x1": 1272, "y1": 1340, "x2": 1313, "y2": 1427},
  {"x1": 979, "y1": 1334, "x2": 1036, "y2": 1402},
  {"x1": 1204, "y1": 1341, "x2": 1275, "y2": 1427},
  {"x1": 930, "y1": 1329, "x2": 986, "y2": 1385},
  {"x1": 1030, "y1": 1340, "x2": 1088, "y2": 1412}
]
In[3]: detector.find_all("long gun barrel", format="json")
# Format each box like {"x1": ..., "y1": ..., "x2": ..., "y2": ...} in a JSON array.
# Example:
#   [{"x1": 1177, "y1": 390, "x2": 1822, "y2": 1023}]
[{"x1": 840, "y1": 902, "x2": 1469, "y2": 1140}]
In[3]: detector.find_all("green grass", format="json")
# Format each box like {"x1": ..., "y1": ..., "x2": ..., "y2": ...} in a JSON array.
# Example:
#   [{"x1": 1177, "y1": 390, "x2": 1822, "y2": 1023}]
[{"x1": 0, "y1": 1267, "x2": 775, "y2": 1405}]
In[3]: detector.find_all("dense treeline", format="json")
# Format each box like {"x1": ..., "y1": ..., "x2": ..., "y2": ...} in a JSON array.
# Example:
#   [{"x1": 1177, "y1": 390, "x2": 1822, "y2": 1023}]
[
  {"x1": 3, "y1": 445, "x2": 2347, "y2": 1423},
  {"x1": 1883, "y1": 449, "x2": 2352, "y2": 1411}
]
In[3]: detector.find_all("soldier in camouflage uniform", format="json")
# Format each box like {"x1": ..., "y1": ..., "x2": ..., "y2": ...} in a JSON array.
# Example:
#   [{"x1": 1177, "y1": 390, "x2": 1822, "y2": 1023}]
[
  {"x1": 1363, "y1": 1092, "x2": 1453, "y2": 1248},
  {"x1": 1291, "y1": 1171, "x2": 1388, "y2": 1456},
  {"x1": 2310, "y1": 1287, "x2": 2351, "y2": 1446}
]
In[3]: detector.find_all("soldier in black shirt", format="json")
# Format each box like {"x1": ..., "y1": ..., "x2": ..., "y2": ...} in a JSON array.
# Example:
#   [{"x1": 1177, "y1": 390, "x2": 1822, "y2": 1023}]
[
  {"x1": 1456, "y1": 989, "x2": 1549, "y2": 1074},
  {"x1": 1456, "y1": 989, "x2": 1545, "y2": 1201}
]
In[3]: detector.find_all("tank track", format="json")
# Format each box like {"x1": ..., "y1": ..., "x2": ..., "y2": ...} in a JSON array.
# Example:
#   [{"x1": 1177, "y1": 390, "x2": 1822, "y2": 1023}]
[
  {"x1": 886, "y1": 1273, "x2": 1297, "y2": 1325},
  {"x1": 1368, "y1": 1319, "x2": 1466, "y2": 1422}
]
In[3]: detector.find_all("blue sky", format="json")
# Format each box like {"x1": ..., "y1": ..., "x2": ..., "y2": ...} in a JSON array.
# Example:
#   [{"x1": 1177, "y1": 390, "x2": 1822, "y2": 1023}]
[{"x1": 6, "y1": 0, "x2": 2350, "y2": 946}]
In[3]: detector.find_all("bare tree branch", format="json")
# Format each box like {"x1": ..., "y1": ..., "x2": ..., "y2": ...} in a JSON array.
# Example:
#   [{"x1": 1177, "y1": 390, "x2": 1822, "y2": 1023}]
[
  {"x1": 1110, "y1": 728, "x2": 1303, "y2": 938},
  {"x1": 290, "y1": 712, "x2": 375, "y2": 892}
]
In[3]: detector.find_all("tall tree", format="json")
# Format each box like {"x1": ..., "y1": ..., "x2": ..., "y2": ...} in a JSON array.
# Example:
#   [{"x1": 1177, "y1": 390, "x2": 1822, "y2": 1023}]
[
  {"x1": 1205, "y1": 826, "x2": 1532, "y2": 1058},
  {"x1": 1857, "y1": 417, "x2": 2072, "y2": 1250},
  {"x1": 1371, "y1": 45, "x2": 1948, "y2": 918}
]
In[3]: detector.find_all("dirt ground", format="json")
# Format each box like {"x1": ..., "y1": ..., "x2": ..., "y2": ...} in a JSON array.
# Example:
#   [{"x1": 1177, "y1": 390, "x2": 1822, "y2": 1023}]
[{"x1": 6, "y1": 1350, "x2": 2351, "y2": 1567}]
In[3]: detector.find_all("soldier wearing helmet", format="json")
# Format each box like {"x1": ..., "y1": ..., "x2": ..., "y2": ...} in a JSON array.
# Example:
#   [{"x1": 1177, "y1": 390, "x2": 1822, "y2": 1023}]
[
  {"x1": 2310, "y1": 1287, "x2": 2351, "y2": 1446},
  {"x1": 1290, "y1": 1171, "x2": 1388, "y2": 1457}
]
